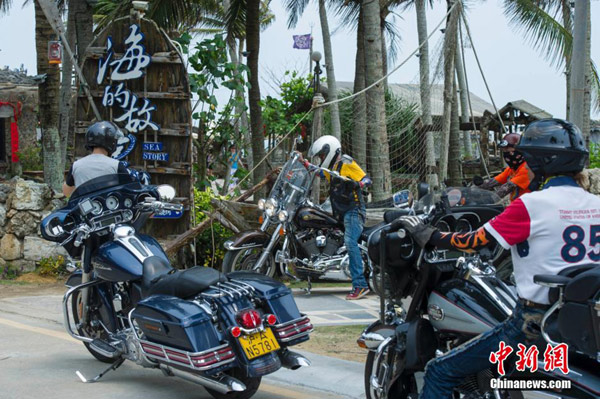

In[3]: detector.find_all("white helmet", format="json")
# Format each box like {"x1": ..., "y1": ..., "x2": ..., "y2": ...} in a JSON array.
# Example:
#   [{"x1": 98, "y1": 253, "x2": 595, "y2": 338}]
[{"x1": 307, "y1": 135, "x2": 341, "y2": 169}]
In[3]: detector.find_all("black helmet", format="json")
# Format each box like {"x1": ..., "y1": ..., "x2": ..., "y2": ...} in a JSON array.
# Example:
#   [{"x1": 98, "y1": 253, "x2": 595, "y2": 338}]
[
  {"x1": 516, "y1": 118, "x2": 588, "y2": 189},
  {"x1": 85, "y1": 121, "x2": 122, "y2": 155}
]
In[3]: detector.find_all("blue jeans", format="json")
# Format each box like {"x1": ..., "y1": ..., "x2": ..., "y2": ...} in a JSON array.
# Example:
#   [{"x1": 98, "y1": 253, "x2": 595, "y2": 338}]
[
  {"x1": 420, "y1": 303, "x2": 545, "y2": 399},
  {"x1": 343, "y1": 208, "x2": 368, "y2": 289}
]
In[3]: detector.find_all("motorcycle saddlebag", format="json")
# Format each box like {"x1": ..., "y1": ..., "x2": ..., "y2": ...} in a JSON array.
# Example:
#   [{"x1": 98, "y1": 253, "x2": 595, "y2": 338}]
[
  {"x1": 396, "y1": 318, "x2": 437, "y2": 371},
  {"x1": 227, "y1": 271, "x2": 309, "y2": 345},
  {"x1": 131, "y1": 295, "x2": 221, "y2": 352},
  {"x1": 557, "y1": 267, "x2": 600, "y2": 359}
]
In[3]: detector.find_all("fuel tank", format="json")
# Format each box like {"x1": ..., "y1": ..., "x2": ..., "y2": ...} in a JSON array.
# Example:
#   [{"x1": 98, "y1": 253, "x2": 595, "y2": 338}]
[
  {"x1": 92, "y1": 233, "x2": 169, "y2": 282},
  {"x1": 294, "y1": 206, "x2": 341, "y2": 229},
  {"x1": 427, "y1": 278, "x2": 514, "y2": 336}
]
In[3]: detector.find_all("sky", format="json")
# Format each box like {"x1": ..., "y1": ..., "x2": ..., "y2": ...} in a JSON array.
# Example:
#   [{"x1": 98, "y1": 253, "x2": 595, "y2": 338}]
[{"x1": 0, "y1": 0, "x2": 598, "y2": 120}]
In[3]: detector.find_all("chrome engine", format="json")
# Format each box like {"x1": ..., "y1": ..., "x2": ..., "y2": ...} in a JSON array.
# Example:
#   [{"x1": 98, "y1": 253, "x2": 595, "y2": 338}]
[{"x1": 297, "y1": 229, "x2": 344, "y2": 259}]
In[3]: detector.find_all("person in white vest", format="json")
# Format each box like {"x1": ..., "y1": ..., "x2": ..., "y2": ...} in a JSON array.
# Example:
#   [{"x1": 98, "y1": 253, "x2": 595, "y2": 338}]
[{"x1": 397, "y1": 118, "x2": 598, "y2": 399}]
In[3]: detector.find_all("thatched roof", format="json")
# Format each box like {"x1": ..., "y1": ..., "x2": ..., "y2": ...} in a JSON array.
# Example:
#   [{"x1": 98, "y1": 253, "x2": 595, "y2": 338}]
[
  {"x1": 336, "y1": 81, "x2": 493, "y2": 117},
  {"x1": 497, "y1": 100, "x2": 553, "y2": 120}
]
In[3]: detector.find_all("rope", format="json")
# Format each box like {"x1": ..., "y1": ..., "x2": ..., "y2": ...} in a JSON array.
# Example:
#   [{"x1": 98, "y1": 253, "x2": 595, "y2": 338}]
[
  {"x1": 232, "y1": 109, "x2": 314, "y2": 190},
  {"x1": 459, "y1": 6, "x2": 507, "y2": 134},
  {"x1": 315, "y1": 2, "x2": 459, "y2": 109},
  {"x1": 458, "y1": 17, "x2": 490, "y2": 178}
]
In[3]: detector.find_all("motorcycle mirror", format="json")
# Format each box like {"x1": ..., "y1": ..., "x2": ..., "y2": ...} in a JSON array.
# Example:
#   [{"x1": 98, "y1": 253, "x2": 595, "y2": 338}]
[
  {"x1": 472, "y1": 176, "x2": 484, "y2": 186},
  {"x1": 157, "y1": 185, "x2": 176, "y2": 201},
  {"x1": 417, "y1": 182, "x2": 430, "y2": 200},
  {"x1": 392, "y1": 190, "x2": 413, "y2": 209}
]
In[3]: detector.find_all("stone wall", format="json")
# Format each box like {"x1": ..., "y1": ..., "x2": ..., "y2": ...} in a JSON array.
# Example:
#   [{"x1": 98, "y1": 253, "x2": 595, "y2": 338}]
[{"x1": 0, "y1": 177, "x2": 66, "y2": 275}]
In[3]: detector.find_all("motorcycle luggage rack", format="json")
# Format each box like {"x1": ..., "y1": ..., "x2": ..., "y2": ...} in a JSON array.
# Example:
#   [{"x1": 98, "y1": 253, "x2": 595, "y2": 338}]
[
  {"x1": 139, "y1": 340, "x2": 236, "y2": 372},
  {"x1": 200, "y1": 280, "x2": 256, "y2": 299}
]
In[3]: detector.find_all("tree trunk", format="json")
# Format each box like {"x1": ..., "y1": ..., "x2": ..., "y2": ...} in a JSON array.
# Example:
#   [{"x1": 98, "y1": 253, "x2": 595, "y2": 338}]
[
  {"x1": 582, "y1": 6, "x2": 591, "y2": 142},
  {"x1": 71, "y1": 0, "x2": 94, "y2": 63},
  {"x1": 439, "y1": 1, "x2": 459, "y2": 182},
  {"x1": 353, "y1": 5, "x2": 368, "y2": 169},
  {"x1": 362, "y1": 0, "x2": 391, "y2": 201},
  {"x1": 238, "y1": 38, "x2": 252, "y2": 174},
  {"x1": 569, "y1": 0, "x2": 590, "y2": 141},
  {"x1": 246, "y1": 0, "x2": 266, "y2": 199},
  {"x1": 415, "y1": 0, "x2": 438, "y2": 188},
  {"x1": 59, "y1": 0, "x2": 76, "y2": 172},
  {"x1": 455, "y1": 37, "x2": 472, "y2": 158},
  {"x1": 35, "y1": 1, "x2": 62, "y2": 191},
  {"x1": 448, "y1": 82, "x2": 462, "y2": 186},
  {"x1": 562, "y1": 0, "x2": 572, "y2": 119},
  {"x1": 318, "y1": 0, "x2": 341, "y2": 140},
  {"x1": 311, "y1": 95, "x2": 324, "y2": 203}
]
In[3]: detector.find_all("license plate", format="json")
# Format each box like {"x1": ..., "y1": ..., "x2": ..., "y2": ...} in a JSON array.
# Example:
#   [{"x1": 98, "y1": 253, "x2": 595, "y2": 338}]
[{"x1": 238, "y1": 328, "x2": 280, "y2": 360}]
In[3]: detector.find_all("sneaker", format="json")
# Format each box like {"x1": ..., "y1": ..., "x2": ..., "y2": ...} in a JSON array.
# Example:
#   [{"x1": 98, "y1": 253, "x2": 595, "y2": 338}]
[{"x1": 346, "y1": 287, "x2": 370, "y2": 300}]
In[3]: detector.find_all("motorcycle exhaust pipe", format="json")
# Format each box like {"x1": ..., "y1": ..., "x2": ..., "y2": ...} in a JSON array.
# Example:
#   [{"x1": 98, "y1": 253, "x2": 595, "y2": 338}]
[
  {"x1": 159, "y1": 364, "x2": 246, "y2": 394},
  {"x1": 279, "y1": 349, "x2": 311, "y2": 370}
]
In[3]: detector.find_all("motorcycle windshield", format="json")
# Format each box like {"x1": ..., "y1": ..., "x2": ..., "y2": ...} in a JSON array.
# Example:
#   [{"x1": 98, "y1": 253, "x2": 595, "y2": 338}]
[
  {"x1": 416, "y1": 187, "x2": 501, "y2": 210},
  {"x1": 269, "y1": 157, "x2": 311, "y2": 206},
  {"x1": 69, "y1": 173, "x2": 141, "y2": 201}
]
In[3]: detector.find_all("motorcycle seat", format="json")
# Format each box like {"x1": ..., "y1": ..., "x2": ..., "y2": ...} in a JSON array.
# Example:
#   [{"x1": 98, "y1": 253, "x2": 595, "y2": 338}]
[
  {"x1": 361, "y1": 222, "x2": 385, "y2": 241},
  {"x1": 142, "y1": 256, "x2": 226, "y2": 299},
  {"x1": 383, "y1": 209, "x2": 413, "y2": 223},
  {"x1": 563, "y1": 267, "x2": 600, "y2": 303},
  {"x1": 547, "y1": 264, "x2": 598, "y2": 303}
]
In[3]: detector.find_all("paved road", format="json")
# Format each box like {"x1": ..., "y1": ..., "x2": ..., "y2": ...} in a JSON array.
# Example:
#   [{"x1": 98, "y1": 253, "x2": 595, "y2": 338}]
[{"x1": 0, "y1": 293, "x2": 368, "y2": 399}]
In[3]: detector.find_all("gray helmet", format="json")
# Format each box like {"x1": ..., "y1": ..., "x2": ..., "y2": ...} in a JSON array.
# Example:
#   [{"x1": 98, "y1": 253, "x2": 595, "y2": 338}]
[{"x1": 85, "y1": 121, "x2": 123, "y2": 154}]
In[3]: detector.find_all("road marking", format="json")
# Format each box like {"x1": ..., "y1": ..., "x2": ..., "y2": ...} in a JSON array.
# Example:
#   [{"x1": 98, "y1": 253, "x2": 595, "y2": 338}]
[
  {"x1": 0, "y1": 317, "x2": 79, "y2": 343},
  {"x1": 0, "y1": 317, "x2": 338, "y2": 398}
]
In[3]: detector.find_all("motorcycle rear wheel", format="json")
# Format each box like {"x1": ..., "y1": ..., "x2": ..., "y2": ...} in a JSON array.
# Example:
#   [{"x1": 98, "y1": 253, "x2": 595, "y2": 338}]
[
  {"x1": 222, "y1": 248, "x2": 276, "y2": 277},
  {"x1": 205, "y1": 368, "x2": 261, "y2": 399},
  {"x1": 71, "y1": 288, "x2": 115, "y2": 364}
]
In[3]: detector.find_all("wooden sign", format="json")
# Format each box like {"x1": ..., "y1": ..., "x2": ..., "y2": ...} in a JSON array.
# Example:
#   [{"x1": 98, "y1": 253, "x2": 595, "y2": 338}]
[{"x1": 75, "y1": 15, "x2": 193, "y2": 237}]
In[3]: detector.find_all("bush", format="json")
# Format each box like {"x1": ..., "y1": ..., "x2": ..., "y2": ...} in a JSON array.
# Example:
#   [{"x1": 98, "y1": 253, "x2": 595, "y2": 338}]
[
  {"x1": 17, "y1": 144, "x2": 43, "y2": 171},
  {"x1": 194, "y1": 188, "x2": 232, "y2": 269},
  {"x1": 37, "y1": 256, "x2": 67, "y2": 277},
  {"x1": 590, "y1": 143, "x2": 600, "y2": 169},
  {"x1": 0, "y1": 263, "x2": 18, "y2": 280}
]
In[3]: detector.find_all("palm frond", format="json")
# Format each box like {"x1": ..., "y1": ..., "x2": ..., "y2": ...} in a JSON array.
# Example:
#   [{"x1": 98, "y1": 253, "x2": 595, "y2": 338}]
[
  {"x1": 331, "y1": 0, "x2": 360, "y2": 31},
  {"x1": 225, "y1": 0, "x2": 246, "y2": 39},
  {"x1": 503, "y1": 0, "x2": 572, "y2": 69},
  {"x1": 384, "y1": 17, "x2": 402, "y2": 65},
  {"x1": 0, "y1": 0, "x2": 13, "y2": 14},
  {"x1": 282, "y1": 0, "x2": 310, "y2": 29}
]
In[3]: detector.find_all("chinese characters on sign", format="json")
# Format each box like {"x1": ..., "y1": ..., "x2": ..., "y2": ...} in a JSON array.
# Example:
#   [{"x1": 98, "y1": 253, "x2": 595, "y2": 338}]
[
  {"x1": 97, "y1": 24, "x2": 159, "y2": 135},
  {"x1": 489, "y1": 341, "x2": 569, "y2": 376}
]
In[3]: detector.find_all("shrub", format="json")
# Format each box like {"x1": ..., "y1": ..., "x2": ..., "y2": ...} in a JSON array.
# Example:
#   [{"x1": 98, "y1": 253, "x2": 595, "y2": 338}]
[
  {"x1": 37, "y1": 256, "x2": 67, "y2": 277},
  {"x1": 194, "y1": 188, "x2": 232, "y2": 269}
]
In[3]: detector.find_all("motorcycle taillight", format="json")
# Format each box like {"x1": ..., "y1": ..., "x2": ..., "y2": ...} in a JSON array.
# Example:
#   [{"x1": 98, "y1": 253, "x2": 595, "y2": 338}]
[{"x1": 236, "y1": 309, "x2": 262, "y2": 329}]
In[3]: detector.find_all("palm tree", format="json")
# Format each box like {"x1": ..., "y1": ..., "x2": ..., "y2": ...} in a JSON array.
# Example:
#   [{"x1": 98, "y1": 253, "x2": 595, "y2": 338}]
[
  {"x1": 362, "y1": 0, "x2": 391, "y2": 200},
  {"x1": 503, "y1": 0, "x2": 599, "y2": 121},
  {"x1": 283, "y1": 0, "x2": 342, "y2": 140}
]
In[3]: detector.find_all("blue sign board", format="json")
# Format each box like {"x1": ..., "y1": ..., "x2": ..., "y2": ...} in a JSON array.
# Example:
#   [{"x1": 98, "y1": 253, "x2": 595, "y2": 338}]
[
  {"x1": 143, "y1": 152, "x2": 169, "y2": 161},
  {"x1": 143, "y1": 142, "x2": 163, "y2": 151},
  {"x1": 151, "y1": 209, "x2": 183, "y2": 219}
]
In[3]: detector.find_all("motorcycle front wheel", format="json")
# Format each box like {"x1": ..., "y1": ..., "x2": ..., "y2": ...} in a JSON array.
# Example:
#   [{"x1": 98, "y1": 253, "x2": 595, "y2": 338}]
[
  {"x1": 221, "y1": 248, "x2": 276, "y2": 277},
  {"x1": 71, "y1": 287, "x2": 116, "y2": 364},
  {"x1": 365, "y1": 348, "x2": 417, "y2": 399},
  {"x1": 205, "y1": 368, "x2": 261, "y2": 399}
]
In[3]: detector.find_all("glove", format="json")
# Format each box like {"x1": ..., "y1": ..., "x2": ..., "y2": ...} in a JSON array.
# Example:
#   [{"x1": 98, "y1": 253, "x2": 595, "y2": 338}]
[{"x1": 393, "y1": 216, "x2": 437, "y2": 248}]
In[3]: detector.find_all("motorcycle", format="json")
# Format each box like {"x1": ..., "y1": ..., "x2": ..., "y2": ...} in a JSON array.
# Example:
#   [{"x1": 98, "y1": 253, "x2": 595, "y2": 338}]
[
  {"x1": 221, "y1": 151, "x2": 391, "y2": 292},
  {"x1": 358, "y1": 191, "x2": 600, "y2": 398},
  {"x1": 41, "y1": 173, "x2": 313, "y2": 399}
]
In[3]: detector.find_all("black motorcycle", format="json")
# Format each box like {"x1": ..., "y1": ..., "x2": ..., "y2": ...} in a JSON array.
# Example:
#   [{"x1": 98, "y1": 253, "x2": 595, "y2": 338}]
[
  {"x1": 41, "y1": 173, "x2": 312, "y2": 399},
  {"x1": 358, "y1": 191, "x2": 600, "y2": 398},
  {"x1": 222, "y1": 151, "x2": 382, "y2": 292}
]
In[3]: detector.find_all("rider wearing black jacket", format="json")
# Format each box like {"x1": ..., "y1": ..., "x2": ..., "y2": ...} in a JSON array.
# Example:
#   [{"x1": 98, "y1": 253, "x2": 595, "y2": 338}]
[{"x1": 398, "y1": 119, "x2": 596, "y2": 399}]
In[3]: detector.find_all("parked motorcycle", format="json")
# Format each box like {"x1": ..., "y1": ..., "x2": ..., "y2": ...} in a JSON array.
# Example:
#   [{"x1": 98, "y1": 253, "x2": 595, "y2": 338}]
[
  {"x1": 222, "y1": 151, "x2": 387, "y2": 292},
  {"x1": 41, "y1": 173, "x2": 312, "y2": 399},
  {"x1": 358, "y1": 191, "x2": 600, "y2": 398}
]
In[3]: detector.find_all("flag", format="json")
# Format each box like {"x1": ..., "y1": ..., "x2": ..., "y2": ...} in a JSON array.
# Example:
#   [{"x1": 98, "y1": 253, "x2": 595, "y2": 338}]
[{"x1": 293, "y1": 34, "x2": 311, "y2": 50}]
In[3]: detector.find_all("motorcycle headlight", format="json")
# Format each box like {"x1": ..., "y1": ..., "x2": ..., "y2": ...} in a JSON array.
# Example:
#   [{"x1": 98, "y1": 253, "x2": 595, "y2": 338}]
[
  {"x1": 277, "y1": 210, "x2": 289, "y2": 222},
  {"x1": 257, "y1": 198, "x2": 266, "y2": 210},
  {"x1": 265, "y1": 198, "x2": 278, "y2": 217}
]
